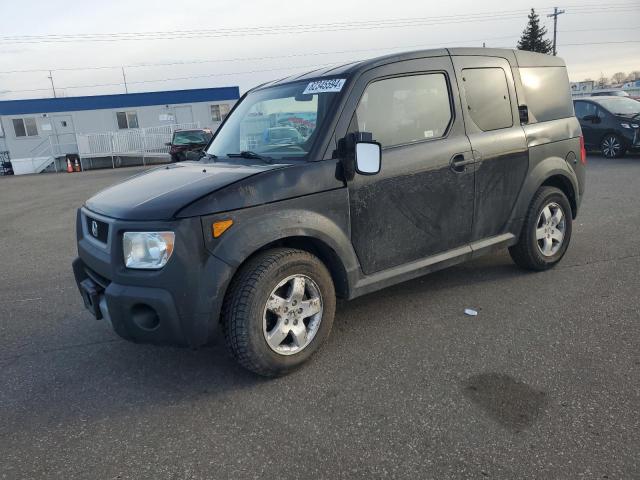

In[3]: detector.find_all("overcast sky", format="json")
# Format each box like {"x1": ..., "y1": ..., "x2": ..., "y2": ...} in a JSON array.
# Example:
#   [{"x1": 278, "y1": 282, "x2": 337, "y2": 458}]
[{"x1": 0, "y1": 0, "x2": 638, "y2": 100}]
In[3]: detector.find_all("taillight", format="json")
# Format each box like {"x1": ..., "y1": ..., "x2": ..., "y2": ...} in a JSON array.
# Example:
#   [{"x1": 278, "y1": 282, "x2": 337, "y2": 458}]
[{"x1": 579, "y1": 135, "x2": 587, "y2": 165}]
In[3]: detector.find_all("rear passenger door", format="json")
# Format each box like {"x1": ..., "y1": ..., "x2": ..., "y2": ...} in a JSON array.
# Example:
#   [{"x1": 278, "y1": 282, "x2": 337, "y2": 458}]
[
  {"x1": 340, "y1": 57, "x2": 475, "y2": 274},
  {"x1": 452, "y1": 56, "x2": 529, "y2": 242}
]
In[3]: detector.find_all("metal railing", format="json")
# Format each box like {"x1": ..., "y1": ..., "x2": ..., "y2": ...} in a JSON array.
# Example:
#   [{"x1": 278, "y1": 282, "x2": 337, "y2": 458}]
[
  {"x1": 27, "y1": 137, "x2": 80, "y2": 173},
  {"x1": 21, "y1": 123, "x2": 200, "y2": 174},
  {"x1": 76, "y1": 122, "x2": 200, "y2": 164}
]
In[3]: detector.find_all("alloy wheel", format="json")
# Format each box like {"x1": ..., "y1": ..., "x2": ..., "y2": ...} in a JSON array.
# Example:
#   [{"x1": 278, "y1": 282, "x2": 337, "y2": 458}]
[
  {"x1": 263, "y1": 274, "x2": 323, "y2": 355},
  {"x1": 601, "y1": 135, "x2": 621, "y2": 158},
  {"x1": 536, "y1": 202, "x2": 566, "y2": 257}
]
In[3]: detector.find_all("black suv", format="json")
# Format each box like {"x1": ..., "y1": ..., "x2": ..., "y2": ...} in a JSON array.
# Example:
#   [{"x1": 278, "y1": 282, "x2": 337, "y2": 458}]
[
  {"x1": 574, "y1": 96, "x2": 640, "y2": 158},
  {"x1": 73, "y1": 48, "x2": 586, "y2": 376},
  {"x1": 166, "y1": 128, "x2": 213, "y2": 162}
]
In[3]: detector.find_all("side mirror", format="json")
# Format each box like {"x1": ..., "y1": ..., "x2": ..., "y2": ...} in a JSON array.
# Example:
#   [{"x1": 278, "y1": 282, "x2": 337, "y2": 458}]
[
  {"x1": 355, "y1": 142, "x2": 381, "y2": 175},
  {"x1": 165, "y1": 142, "x2": 172, "y2": 146},
  {"x1": 583, "y1": 115, "x2": 600, "y2": 124}
]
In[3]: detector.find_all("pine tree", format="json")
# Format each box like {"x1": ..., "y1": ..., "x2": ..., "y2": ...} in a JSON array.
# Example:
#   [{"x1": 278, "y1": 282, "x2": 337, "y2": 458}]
[{"x1": 517, "y1": 9, "x2": 553, "y2": 54}]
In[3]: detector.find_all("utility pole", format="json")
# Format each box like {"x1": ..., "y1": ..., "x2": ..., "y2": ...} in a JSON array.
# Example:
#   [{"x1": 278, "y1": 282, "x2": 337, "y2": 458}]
[
  {"x1": 547, "y1": 7, "x2": 565, "y2": 56},
  {"x1": 48, "y1": 70, "x2": 57, "y2": 98},
  {"x1": 122, "y1": 67, "x2": 129, "y2": 94}
]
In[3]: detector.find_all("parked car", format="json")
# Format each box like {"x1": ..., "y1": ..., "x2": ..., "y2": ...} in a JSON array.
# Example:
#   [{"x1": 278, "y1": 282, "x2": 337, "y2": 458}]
[
  {"x1": 263, "y1": 126, "x2": 302, "y2": 145},
  {"x1": 590, "y1": 90, "x2": 629, "y2": 97},
  {"x1": 73, "y1": 48, "x2": 585, "y2": 377},
  {"x1": 574, "y1": 96, "x2": 640, "y2": 158},
  {"x1": 166, "y1": 128, "x2": 213, "y2": 162}
]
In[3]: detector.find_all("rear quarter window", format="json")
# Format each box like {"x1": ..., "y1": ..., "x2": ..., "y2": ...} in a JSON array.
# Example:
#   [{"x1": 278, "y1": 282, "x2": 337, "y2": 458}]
[
  {"x1": 461, "y1": 68, "x2": 513, "y2": 131},
  {"x1": 519, "y1": 67, "x2": 574, "y2": 122}
]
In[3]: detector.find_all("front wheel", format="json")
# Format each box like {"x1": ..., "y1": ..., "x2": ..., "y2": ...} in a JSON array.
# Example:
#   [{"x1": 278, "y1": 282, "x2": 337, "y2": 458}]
[
  {"x1": 509, "y1": 186, "x2": 573, "y2": 271},
  {"x1": 222, "y1": 248, "x2": 336, "y2": 377},
  {"x1": 600, "y1": 133, "x2": 626, "y2": 158}
]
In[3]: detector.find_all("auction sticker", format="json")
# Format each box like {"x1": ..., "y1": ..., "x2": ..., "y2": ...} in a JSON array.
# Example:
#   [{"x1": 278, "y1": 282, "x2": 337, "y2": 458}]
[{"x1": 303, "y1": 78, "x2": 346, "y2": 95}]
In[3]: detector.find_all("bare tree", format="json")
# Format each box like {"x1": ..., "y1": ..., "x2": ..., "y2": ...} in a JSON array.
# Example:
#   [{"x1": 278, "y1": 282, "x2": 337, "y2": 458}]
[
  {"x1": 611, "y1": 72, "x2": 627, "y2": 84},
  {"x1": 597, "y1": 73, "x2": 609, "y2": 88},
  {"x1": 626, "y1": 71, "x2": 640, "y2": 81}
]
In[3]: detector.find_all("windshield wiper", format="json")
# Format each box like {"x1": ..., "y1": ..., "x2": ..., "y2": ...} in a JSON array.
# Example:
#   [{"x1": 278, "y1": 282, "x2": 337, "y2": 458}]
[{"x1": 226, "y1": 151, "x2": 273, "y2": 164}]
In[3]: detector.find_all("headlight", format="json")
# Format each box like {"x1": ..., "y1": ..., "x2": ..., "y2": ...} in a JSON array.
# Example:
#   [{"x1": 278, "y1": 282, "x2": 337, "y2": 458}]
[
  {"x1": 621, "y1": 123, "x2": 631, "y2": 129},
  {"x1": 123, "y1": 232, "x2": 175, "y2": 269}
]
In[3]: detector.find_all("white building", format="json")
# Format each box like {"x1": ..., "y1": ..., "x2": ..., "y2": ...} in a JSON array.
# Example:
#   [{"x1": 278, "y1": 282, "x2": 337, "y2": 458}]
[{"x1": 0, "y1": 86, "x2": 239, "y2": 174}]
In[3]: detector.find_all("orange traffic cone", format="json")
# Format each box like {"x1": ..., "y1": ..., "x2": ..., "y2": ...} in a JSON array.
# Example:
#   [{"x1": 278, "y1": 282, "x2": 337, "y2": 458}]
[
  {"x1": 74, "y1": 158, "x2": 81, "y2": 172},
  {"x1": 66, "y1": 158, "x2": 73, "y2": 173}
]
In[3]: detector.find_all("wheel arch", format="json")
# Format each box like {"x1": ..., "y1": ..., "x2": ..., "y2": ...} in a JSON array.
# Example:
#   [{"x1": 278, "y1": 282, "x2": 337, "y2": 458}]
[
  {"x1": 202, "y1": 197, "x2": 360, "y2": 302},
  {"x1": 511, "y1": 156, "x2": 580, "y2": 227},
  {"x1": 541, "y1": 174, "x2": 578, "y2": 219},
  {"x1": 244, "y1": 235, "x2": 351, "y2": 299}
]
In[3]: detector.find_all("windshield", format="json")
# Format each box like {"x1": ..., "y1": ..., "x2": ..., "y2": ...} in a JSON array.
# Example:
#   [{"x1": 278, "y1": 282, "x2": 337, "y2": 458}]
[
  {"x1": 206, "y1": 80, "x2": 344, "y2": 160},
  {"x1": 173, "y1": 131, "x2": 210, "y2": 145},
  {"x1": 596, "y1": 97, "x2": 640, "y2": 115}
]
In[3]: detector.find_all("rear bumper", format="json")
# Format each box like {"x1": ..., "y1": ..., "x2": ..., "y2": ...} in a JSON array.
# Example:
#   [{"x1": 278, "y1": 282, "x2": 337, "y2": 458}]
[{"x1": 73, "y1": 208, "x2": 235, "y2": 347}]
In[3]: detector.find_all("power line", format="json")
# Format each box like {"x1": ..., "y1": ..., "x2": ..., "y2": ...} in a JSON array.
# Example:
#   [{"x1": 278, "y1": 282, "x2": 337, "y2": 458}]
[
  {"x1": 0, "y1": 34, "x2": 521, "y2": 74},
  {"x1": 2, "y1": 40, "x2": 639, "y2": 96},
  {"x1": 0, "y1": 4, "x2": 636, "y2": 44},
  {"x1": 0, "y1": 26, "x2": 636, "y2": 75}
]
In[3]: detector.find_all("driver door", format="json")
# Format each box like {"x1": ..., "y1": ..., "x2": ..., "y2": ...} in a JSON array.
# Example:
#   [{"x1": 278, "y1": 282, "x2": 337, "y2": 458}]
[{"x1": 574, "y1": 100, "x2": 600, "y2": 146}]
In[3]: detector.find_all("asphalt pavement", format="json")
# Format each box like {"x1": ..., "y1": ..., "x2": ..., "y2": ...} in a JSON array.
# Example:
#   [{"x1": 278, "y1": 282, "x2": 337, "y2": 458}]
[{"x1": 1, "y1": 155, "x2": 638, "y2": 479}]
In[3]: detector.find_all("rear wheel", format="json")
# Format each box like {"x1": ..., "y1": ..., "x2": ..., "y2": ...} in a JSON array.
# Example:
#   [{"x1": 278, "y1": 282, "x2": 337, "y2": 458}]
[
  {"x1": 509, "y1": 186, "x2": 572, "y2": 271},
  {"x1": 222, "y1": 248, "x2": 336, "y2": 377},
  {"x1": 600, "y1": 133, "x2": 626, "y2": 158}
]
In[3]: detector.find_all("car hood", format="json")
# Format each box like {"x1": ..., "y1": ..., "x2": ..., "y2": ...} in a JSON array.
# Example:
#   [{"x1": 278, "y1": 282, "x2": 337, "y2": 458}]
[{"x1": 85, "y1": 161, "x2": 290, "y2": 220}]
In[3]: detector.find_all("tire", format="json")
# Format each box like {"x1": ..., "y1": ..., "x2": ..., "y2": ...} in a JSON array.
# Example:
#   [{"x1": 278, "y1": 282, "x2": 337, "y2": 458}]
[
  {"x1": 600, "y1": 133, "x2": 626, "y2": 158},
  {"x1": 222, "y1": 248, "x2": 336, "y2": 377},
  {"x1": 509, "y1": 186, "x2": 573, "y2": 271}
]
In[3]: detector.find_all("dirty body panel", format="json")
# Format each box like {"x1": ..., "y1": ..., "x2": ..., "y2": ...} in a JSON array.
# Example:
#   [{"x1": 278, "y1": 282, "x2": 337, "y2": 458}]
[{"x1": 72, "y1": 48, "x2": 585, "y2": 349}]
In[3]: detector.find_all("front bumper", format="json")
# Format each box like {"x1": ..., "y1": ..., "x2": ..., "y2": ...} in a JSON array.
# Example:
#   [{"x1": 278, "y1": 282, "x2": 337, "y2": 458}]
[{"x1": 73, "y1": 207, "x2": 234, "y2": 347}]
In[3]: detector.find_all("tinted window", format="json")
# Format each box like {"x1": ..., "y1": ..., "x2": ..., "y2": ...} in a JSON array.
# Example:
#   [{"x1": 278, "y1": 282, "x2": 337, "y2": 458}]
[
  {"x1": 594, "y1": 97, "x2": 640, "y2": 115},
  {"x1": 462, "y1": 68, "x2": 513, "y2": 131},
  {"x1": 574, "y1": 101, "x2": 597, "y2": 120},
  {"x1": 353, "y1": 73, "x2": 452, "y2": 148},
  {"x1": 520, "y1": 67, "x2": 574, "y2": 122}
]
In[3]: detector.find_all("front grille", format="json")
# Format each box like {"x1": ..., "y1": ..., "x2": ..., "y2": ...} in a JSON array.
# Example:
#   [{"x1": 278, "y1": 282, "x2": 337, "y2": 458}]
[{"x1": 86, "y1": 215, "x2": 109, "y2": 243}]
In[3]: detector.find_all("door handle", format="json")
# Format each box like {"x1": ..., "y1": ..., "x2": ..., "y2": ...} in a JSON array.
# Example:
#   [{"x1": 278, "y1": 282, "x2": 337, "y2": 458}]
[{"x1": 450, "y1": 154, "x2": 474, "y2": 173}]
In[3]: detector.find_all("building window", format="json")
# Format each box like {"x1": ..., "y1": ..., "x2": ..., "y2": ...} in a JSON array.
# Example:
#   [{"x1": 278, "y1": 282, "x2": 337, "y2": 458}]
[
  {"x1": 211, "y1": 104, "x2": 230, "y2": 122},
  {"x1": 12, "y1": 117, "x2": 38, "y2": 137},
  {"x1": 116, "y1": 111, "x2": 139, "y2": 129}
]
